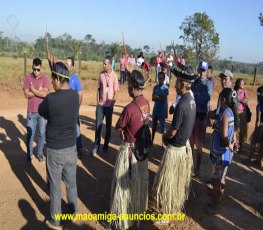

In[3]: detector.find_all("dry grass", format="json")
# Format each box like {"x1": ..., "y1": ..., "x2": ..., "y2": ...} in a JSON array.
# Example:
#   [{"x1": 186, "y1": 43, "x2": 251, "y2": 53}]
[
  {"x1": 0, "y1": 57, "x2": 121, "y2": 82},
  {"x1": 0, "y1": 57, "x2": 262, "y2": 89}
]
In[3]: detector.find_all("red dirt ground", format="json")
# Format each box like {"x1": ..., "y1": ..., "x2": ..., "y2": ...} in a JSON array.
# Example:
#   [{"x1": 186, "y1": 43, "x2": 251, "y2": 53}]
[{"x1": 0, "y1": 78, "x2": 262, "y2": 230}]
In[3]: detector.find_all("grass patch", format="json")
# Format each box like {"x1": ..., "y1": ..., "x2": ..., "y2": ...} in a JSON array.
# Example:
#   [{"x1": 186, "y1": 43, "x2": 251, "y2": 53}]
[{"x1": 0, "y1": 57, "x2": 262, "y2": 87}]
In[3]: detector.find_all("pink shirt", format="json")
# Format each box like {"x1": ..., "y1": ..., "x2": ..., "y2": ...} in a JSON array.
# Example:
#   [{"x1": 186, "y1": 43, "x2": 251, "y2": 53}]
[
  {"x1": 98, "y1": 71, "x2": 119, "y2": 107},
  {"x1": 237, "y1": 89, "x2": 247, "y2": 112},
  {"x1": 120, "y1": 57, "x2": 126, "y2": 71},
  {"x1": 128, "y1": 57, "x2": 136, "y2": 66},
  {"x1": 156, "y1": 56, "x2": 162, "y2": 67},
  {"x1": 23, "y1": 73, "x2": 50, "y2": 113}
]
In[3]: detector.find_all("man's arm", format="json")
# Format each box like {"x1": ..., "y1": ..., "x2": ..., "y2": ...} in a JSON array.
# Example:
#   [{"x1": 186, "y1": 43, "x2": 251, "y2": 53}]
[
  {"x1": 75, "y1": 76, "x2": 83, "y2": 105},
  {"x1": 112, "y1": 74, "x2": 119, "y2": 106},
  {"x1": 159, "y1": 92, "x2": 168, "y2": 101},
  {"x1": 30, "y1": 86, "x2": 49, "y2": 98},
  {"x1": 163, "y1": 127, "x2": 177, "y2": 140},
  {"x1": 152, "y1": 87, "x2": 157, "y2": 101},
  {"x1": 255, "y1": 110, "x2": 260, "y2": 128},
  {"x1": 220, "y1": 112, "x2": 234, "y2": 151},
  {"x1": 38, "y1": 96, "x2": 49, "y2": 118},
  {"x1": 24, "y1": 89, "x2": 35, "y2": 99},
  {"x1": 78, "y1": 91, "x2": 83, "y2": 105},
  {"x1": 112, "y1": 90, "x2": 117, "y2": 106},
  {"x1": 115, "y1": 109, "x2": 128, "y2": 140}
]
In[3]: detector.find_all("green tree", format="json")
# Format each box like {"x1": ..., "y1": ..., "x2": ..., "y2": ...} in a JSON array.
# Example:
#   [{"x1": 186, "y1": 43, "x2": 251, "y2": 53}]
[
  {"x1": 179, "y1": 12, "x2": 219, "y2": 63},
  {"x1": 111, "y1": 42, "x2": 121, "y2": 56},
  {"x1": 143, "y1": 45, "x2": 150, "y2": 54}
]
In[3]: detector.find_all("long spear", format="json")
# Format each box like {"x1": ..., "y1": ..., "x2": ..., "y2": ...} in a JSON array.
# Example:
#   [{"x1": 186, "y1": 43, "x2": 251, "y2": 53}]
[
  {"x1": 123, "y1": 32, "x2": 132, "y2": 72},
  {"x1": 122, "y1": 32, "x2": 127, "y2": 57},
  {"x1": 45, "y1": 25, "x2": 50, "y2": 57},
  {"x1": 171, "y1": 41, "x2": 180, "y2": 67},
  {"x1": 45, "y1": 26, "x2": 54, "y2": 70}
]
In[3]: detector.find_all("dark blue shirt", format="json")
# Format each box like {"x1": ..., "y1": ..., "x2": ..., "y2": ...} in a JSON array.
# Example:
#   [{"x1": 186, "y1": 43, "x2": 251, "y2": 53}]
[
  {"x1": 191, "y1": 77, "x2": 210, "y2": 113},
  {"x1": 69, "y1": 73, "x2": 82, "y2": 92},
  {"x1": 153, "y1": 84, "x2": 169, "y2": 115}
]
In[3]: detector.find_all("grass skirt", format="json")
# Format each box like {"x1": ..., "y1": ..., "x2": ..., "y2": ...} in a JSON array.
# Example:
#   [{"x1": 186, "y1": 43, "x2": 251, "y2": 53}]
[
  {"x1": 152, "y1": 142, "x2": 193, "y2": 214},
  {"x1": 110, "y1": 142, "x2": 149, "y2": 229}
]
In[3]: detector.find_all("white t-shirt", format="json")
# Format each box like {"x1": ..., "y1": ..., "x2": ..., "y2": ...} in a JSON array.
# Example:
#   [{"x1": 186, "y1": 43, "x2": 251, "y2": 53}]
[
  {"x1": 164, "y1": 75, "x2": 170, "y2": 85},
  {"x1": 136, "y1": 57, "x2": 144, "y2": 68},
  {"x1": 167, "y1": 55, "x2": 173, "y2": 67}
]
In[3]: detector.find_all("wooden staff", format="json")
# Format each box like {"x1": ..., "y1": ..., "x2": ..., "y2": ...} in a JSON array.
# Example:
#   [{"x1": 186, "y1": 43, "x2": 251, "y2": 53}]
[
  {"x1": 45, "y1": 26, "x2": 54, "y2": 70},
  {"x1": 123, "y1": 32, "x2": 132, "y2": 72},
  {"x1": 171, "y1": 41, "x2": 179, "y2": 67},
  {"x1": 45, "y1": 25, "x2": 50, "y2": 57},
  {"x1": 122, "y1": 32, "x2": 127, "y2": 57}
]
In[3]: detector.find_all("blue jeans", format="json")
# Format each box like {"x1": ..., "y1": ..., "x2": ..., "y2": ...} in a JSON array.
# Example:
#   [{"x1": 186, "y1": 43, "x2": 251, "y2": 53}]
[
  {"x1": 46, "y1": 145, "x2": 78, "y2": 226},
  {"x1": 152, "y1": 111, "x2": 166, "y2": 133},
  {"x1": 26, "y1": 112, "x2": 46, "y2": 160},
  {"x1": 120, "y1": 71, "x2": 126, "y2": 85},
  {"x1": 94, "y1": 105, "x2": 113, "y2": 151},
  {"x1": 76, "y1": 117, "x2": 82, "y2": 151}
]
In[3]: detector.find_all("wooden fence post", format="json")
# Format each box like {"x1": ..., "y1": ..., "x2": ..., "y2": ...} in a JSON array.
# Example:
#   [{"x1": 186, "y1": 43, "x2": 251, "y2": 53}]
[
  {"x1": 24, "y1": 51, "x2": 27, "y2": 77},
  {"x1": 253, "y1": 67, "x2": 257, "y2": 86},
  {"x1": 78, "y1": 51, "x2": 82, "y2": 77}
]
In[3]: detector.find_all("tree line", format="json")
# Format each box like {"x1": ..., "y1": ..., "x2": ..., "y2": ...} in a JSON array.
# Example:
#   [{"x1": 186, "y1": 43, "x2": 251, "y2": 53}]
[{"x1": 0, "y1": 12, "x2": 262, "y2": 75}]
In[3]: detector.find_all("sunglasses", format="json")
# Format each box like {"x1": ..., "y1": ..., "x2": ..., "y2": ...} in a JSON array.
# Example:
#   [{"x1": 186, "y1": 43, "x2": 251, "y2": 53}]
[{"x1": 33, "y1": 68, "x2": 41, "y2": 72}]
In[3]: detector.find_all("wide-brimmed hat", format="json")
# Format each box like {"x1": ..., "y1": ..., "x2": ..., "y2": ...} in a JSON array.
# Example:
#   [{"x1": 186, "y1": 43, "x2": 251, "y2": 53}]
[
  {"x1": 170, "y1": 65, "x2": 198, "y2": 83},
  {"x1": 219, "y1": 69, "x2": 233, "y2": 80}
]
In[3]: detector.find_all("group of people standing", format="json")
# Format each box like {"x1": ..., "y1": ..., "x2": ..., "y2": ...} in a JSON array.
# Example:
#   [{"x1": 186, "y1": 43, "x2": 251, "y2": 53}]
[
  {"x1": 22, "y1": 53, "x2": 262, "y2": 229},
  {"x1": 114, "y1": 50, "x2": 177, "y2": 87}
]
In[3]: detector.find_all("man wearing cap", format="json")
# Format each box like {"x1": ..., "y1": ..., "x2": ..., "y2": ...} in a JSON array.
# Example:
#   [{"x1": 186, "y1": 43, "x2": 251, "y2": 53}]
[
  {"x1": 190, "y1": 61, "x2": 212, "y2": 176},
  {"x1": 152, "y1": 66, "x2": 196, "y2": 218},
  {"x1": 210, "y1": 69, "x2": 239, "y2": 130},
  {"x1": 23, "y1": 58, "x2": 49, "y2": 165},
  {"x1": 39, "y1": 61, "x2": 79, "y2": 229},
  {"x1": 102, "y1": 70, "x2": 150, "y2": 230}
]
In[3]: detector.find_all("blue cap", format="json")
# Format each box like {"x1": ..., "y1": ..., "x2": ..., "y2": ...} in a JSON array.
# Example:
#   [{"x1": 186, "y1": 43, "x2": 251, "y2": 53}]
[{"x1": 198, "y1": 61, "x2": 208, "y2": 71}]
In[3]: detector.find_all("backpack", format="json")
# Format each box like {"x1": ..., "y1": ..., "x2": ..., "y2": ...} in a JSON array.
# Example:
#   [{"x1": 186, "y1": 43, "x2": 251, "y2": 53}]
[{"x1": 132, "y1": 101, "x2": 152, "y2": 161}]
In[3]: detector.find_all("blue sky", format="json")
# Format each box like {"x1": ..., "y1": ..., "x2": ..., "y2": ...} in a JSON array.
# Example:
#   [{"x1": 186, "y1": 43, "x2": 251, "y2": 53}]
[{"x1": 0, "y1": 0, "x2": 262, "y2": 63}]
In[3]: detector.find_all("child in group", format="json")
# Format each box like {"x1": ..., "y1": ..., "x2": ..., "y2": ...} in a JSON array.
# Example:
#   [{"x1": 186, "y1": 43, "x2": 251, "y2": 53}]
[
  {"x1": 151, "y1": 71, "x2": 169, "y2": 145},
  {"x1": 208, "y1": 88, "x2": 236, "y2": 214}
]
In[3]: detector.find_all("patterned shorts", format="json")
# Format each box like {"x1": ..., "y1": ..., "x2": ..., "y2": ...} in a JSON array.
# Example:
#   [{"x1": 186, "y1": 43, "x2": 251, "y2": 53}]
[{"x1": 212, "y1": 158, "x2": 228, "y2": 184}]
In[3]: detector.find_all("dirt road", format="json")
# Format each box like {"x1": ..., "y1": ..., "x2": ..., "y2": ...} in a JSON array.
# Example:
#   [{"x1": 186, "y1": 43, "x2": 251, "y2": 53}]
[{"x1": 0, "y1": 80, "x2": 262, "y2": 229}]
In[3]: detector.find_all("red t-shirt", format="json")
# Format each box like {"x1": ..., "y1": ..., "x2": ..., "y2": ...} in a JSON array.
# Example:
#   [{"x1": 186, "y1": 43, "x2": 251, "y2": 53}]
[
  {"x1": 119, "y1": 95, "x2": 150, "y2": 143},
  {"x1": 142, "y1": 62, "x2": 150, "y2": 71},
  {"x1": 23, "y1": 73, "x2": 50, "y2": 113}
]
